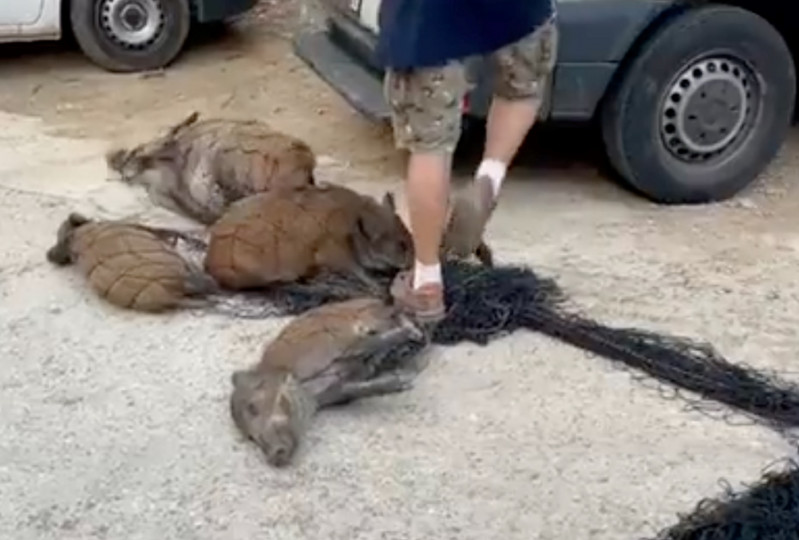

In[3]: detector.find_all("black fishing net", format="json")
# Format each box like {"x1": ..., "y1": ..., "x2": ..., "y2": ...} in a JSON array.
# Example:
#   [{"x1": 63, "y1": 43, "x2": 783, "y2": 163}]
[
  {"x1": 242, "y1": 260, "x2": 799, "y2": 435},
  {"x1": 437, "y1": 262, "x2": 799, "y2": 434},
  {"x1": 650, "y1": 459, "x2": 799, "y2": 540},
  {"x1": 200, "y1": 273, "x2": 386, "y2": 319},
  {"x1": 184, "y1": 245, "x2": 799, "y2": 534}
]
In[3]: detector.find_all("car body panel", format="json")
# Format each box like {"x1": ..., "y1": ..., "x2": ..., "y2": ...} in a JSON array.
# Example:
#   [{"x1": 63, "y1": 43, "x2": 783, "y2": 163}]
[
  {"x1": 358, "y1": 0, "x2": 380, "y2": 33},
  {"x1": 0, "y1": 0, "x2": 45, "y2": 27},
  {"x1": 0, "y1": 0, "x2": 60, "y2": 42},
  {"x1": 0, "y1": 0, "x2": 257, "y2": 43},
  {"x1": 294, "y1": 0, "x2": 680, "y2": 121},
  {"x1": 555, "y1": 0, "x2": 675, "y2": 63},
  {"x1": 193, "y1": 0, "x2": 259, "y2": 23}
]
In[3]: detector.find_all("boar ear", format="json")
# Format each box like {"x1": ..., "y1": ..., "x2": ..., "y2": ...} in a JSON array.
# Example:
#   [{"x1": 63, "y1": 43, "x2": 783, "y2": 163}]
[
  {"x1": 105, "y1": 148, "x2": 128, "y2": 171},
  {"x1": 355, "y1": 214, "x2": 371, "y2": 239},
  {"x1": 349, "y1": 214, "x2": 379, "y2": 266},
  {"x1": 381, "y1": 191, "x2": 396, "y2": 212},
  {"x1": 46, "y1": 242, "x2": 72, "y2": 266},
  {"x1": 168, "y1": 111, "x2": 199, "y2": 136},
  {"x1": 231, "y1": 369, "x2": 256, "y2": 388},
  {"x1": 68, "y1": 212, "x2": 90, "y2": 228},
  {"x1": 353, "y1": 205, "x2": 380, "y2": 242},
  {"x1": 275, "y1": 381, "x2": 295, "y2": 419}
]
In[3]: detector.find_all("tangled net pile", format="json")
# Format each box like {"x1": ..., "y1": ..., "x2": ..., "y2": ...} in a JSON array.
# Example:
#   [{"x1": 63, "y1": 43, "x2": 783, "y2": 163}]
[
  {"x1": 261, "y1": 260, "x2": 799, "y2": 434},
  {"x1": 213, "y1": 258, "x2": 799, "y2": 536},
  {"x1": 436, "y1": 263, "x2": 799, "y2": 432},
  {"x1": 651, "y1": 460, "x2": 799, "y2": 539}
]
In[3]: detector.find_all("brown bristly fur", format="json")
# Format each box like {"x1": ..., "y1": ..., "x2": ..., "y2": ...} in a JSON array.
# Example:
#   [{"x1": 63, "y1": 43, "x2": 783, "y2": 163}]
[
  {"x1": 46, "y1": 212, "x2": 217, "y2": 313},
  {"x1": 204, "y1": 182, "x2": 412, "y2": 296},
  {"x1": 230, "y1": 297, "x2": 425, "y2": 467},
  {"x1": 105, "y1": 111, "x2": 316, "y2": 225}
]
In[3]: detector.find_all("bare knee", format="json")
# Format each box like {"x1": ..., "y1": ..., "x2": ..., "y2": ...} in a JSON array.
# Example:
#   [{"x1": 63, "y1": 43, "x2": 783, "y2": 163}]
[{"x1": 490, "y1": 19, "x2": 559, "y2": 103}]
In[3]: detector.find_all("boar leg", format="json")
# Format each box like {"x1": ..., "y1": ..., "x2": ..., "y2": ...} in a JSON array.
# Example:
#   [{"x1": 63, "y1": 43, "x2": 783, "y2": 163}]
[
  {"x1": 361, "y1": 323, "x2": 427, "y2": 371},
  {"x1": 184, "y1": 267, "x2": 220, "y2": 296},
  {"x1": 295, "y1": 267, "x2": 387, "y2": 301},
  {"x1": 474, "y1": 240, "x2": 494, "y2": 267},
  {"x1": 364, "y1": 342, "x2": 433, "y2": 382},
  {"x1": 145, "y1": 166, "x2": 219, "y2": 225},
  {"x1": 284, "y1": 270, "x2": 366, "y2": 301},
  {"x1": 317, "y1": 371, "x2": 416, "y2": 407},
  {"x1": 141, "y1": 226, "x2": 208, "y2": 251},
  {"x1": 142, "y1": 176, "x2": 187, "y2": 217},
  {"x1": 347, "y1": 264, "x2": 389, "y2": 298},
  {"x1": 146, "y1": 180, "x2": 218, "y2": 224}
]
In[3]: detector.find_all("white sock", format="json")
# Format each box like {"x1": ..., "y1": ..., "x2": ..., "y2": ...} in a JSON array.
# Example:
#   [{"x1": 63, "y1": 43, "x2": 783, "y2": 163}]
[
  {"x1": 412, "y1": 260, "x2": 442, "y2": 290},
  {"x1": 476, "y1": 158, "x2": 507, "y2": 198}
]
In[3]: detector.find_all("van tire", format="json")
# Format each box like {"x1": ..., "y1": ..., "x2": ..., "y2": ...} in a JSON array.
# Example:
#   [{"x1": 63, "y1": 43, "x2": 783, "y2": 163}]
[
  {"x1": 600, "y1": 5, "x2": 795, "y2": 204},
  {"x1": 71, "y1": 0, "x2": 191, "y2": 73}
]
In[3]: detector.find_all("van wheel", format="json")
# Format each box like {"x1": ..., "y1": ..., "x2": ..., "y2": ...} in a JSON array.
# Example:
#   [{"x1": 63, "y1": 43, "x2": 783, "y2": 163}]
[
  {"x1": 600, "y1": 5, "x2": 795, "y2": 204},
  {"x1": 70, "y1": 0, "x2": 191, "y2": 73}
]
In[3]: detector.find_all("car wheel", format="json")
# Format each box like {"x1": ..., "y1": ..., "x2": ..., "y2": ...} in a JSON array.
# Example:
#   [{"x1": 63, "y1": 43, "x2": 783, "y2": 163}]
[
  {"x1": 600, "y1": 5, "x2": 796, "y2": 204},
  {"x1": 70, "y1": 0, "x2": 191, "y2": 73}
]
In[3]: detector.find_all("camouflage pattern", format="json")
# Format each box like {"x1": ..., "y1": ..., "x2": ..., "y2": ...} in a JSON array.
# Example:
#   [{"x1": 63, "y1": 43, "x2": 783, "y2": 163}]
[
  {"x1": 384, "y1": 61, "x2": 469, "y2": 153},
  {"x1": 491, "y1": 18, "x2": 559, "y2": 101},
  {"x1": 384, "y1": 18, "x2": 559, "y2": 153}
]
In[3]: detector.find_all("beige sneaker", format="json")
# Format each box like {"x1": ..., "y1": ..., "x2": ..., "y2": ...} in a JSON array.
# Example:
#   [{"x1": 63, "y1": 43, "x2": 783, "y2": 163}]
[
  {"x1": 389, "y1": 270, "x2": 446, "y2": 325},
  {"x1": 442, "y1": 175, "x2": 497, "y2": 261}
]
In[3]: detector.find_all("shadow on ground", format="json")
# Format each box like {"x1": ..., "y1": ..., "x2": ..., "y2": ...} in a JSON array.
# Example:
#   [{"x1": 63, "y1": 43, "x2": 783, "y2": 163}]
[
  {"x1": 451, "y1": 118, "x2": 639, "y2": 203},
  {"x1": 0, "y1": 20, "x2": 250, "y2": 73}
]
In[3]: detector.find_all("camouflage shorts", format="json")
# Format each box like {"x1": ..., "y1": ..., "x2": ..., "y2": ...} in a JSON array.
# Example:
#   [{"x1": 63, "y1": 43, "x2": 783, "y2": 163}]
[{"x1": 384, "y1": 18, "x2": 559, "y2": 154}]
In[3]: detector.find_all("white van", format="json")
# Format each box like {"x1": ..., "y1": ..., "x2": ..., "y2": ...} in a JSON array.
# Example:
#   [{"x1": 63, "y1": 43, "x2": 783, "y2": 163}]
[
  {"x1": 295, "y1": 0, "x2": 797, "y2": 204},
  {"x1": 0, "y1": 0, "x2": 256, "y2": 72}
]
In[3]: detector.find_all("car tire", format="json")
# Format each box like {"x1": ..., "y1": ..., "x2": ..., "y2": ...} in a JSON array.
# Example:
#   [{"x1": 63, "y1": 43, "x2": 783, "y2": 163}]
[
  {"x1": 70, "y1": 0, "x2": 191, "y2": 73},
  {"x1": 600, "y1": 5, "x2": 796, "y2": 204}
]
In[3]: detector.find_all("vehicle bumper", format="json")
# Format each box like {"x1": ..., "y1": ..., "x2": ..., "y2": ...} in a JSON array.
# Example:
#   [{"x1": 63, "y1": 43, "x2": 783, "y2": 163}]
[
  {"x1": 294, "y1": 28, "x2": 391, "y2": 121},
  {"x1": 292, "y1": 10, "x2": 502, "y2": 122},
  {"x1": 193, "y1": 0, "x2": 258, "y2": 23},
  {"x1": 293, "y1": 0, "x2": 677, "y2": 122}
]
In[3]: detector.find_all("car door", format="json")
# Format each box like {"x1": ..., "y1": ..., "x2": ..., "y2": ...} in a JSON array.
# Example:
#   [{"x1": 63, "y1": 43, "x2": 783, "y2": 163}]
[
  {"x1": 352, "y1": 0, "x2": 380, "y2": 33},
  {"x1": 0, "y1": 0, "x2": 45, "y2": 27}
]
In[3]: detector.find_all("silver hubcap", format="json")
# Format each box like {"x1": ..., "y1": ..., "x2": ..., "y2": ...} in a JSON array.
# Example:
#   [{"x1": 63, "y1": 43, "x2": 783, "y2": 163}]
[
  {"x1": 99, "y1": 0, "x2": 165, "y2": 49},
  {"x1": 659, "y1": 56, "x2": 757, "y2": 163}
]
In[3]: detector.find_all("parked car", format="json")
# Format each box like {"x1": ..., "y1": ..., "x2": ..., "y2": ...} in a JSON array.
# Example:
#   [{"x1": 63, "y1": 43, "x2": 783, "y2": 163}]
[
  {"x1": 0, "y1": 0, "x2": 256, "y2": 72},
  {"x1": 294, "y1": 0, "x2": 797, "y2": 204}
]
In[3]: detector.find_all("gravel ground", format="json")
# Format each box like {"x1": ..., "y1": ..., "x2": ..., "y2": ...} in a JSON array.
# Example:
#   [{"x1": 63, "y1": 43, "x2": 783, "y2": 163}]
[{"x1": 1, "y1": 5, "x2": 799, "y2": 539}]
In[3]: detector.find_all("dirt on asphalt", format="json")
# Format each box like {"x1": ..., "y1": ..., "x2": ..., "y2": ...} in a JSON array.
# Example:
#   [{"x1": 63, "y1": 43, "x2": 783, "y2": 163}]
[
  {"x1": 1, "y1": 2, "x2": 799, "y2": 540},
  {"x1": 0, "y1": 0, "x2": 401, "y2": 176}
]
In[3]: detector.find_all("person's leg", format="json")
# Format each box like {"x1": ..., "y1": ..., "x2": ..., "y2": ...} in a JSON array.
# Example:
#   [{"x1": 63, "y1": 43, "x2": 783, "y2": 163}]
[
  {"x1": 384, "y1": 62, "x2": 469, "y2": 322},
  {"x1": 444, "y1": 20, "x2": 560, "y2": 260},
  {"x1": 405, "y1": 151, "x2": 450, "y2": 270},
  {"x1": 481, "y1": 18, "x2": 559, "y2": 194}
]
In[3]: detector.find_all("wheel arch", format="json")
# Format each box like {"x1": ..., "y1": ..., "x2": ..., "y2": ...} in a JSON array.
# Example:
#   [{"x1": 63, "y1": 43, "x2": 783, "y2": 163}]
[
  {"x1": 594, "y1": 0, "x2": 799, "y2": 122},
  {"x1": 592, "y1": 2, "x2": 693, "y2": 122},
  {"x1": 59, "y1": 0, "x2": 70, "y2": 36},
  {"x1": 59, "y1": 0, "x2": 203, "y2": 31},
  {"x1": 708, "y1": 0, "x2": 799, "y2": 116},
  {"x1": 597, "y1": 0, "x2": 797, "y2": 203}
]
